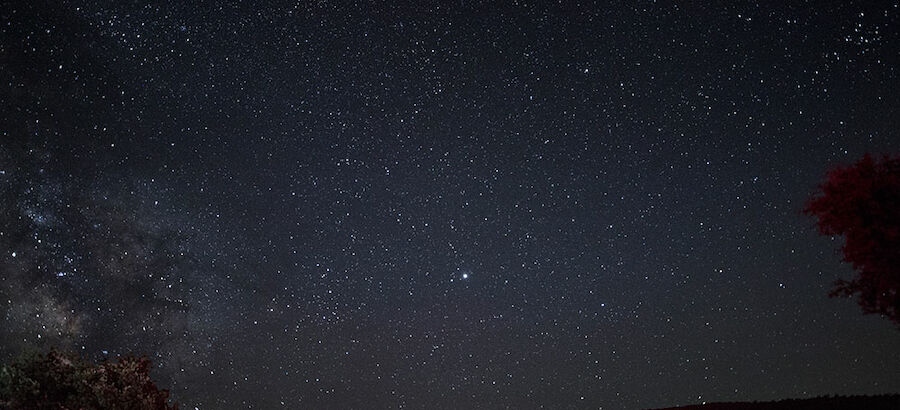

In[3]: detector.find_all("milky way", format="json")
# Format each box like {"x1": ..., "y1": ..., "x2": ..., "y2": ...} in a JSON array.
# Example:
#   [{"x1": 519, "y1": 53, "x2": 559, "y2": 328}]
[
  {"x1": 2, "y1": 1, "x2": 900, "y2": 409},
  {"x1": 0, "y1": 141, "x2": 242, "y2": 396}
]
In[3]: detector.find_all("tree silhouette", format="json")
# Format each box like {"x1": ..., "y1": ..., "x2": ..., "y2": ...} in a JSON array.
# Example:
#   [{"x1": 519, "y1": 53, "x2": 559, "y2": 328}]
[
  {"x1": 0, "y1": 350, "x2": 178, "y2": 409},
  {"x1": 804, "y1": 154, "x2": 900, "y2": 325}
]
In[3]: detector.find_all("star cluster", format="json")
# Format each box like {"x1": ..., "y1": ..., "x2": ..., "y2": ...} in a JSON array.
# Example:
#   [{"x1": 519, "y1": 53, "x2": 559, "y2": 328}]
[{"x1": 2, "y1": 1, "x2": 900, "y2": 409}]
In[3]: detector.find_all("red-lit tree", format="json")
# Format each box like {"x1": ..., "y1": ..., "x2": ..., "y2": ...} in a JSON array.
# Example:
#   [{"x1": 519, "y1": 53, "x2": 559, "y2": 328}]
[
  {"x1": 0, "y1": 350, "x2": 178, "y2": 409},
  {"x1": 805, "y1": 154, "x2": 900, "y2": 326}
]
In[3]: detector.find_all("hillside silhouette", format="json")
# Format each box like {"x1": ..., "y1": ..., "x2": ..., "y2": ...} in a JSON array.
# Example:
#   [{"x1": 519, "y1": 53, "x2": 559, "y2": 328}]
[{"x1": 651, "y1": 394, "x2": 900, "y2": 410}]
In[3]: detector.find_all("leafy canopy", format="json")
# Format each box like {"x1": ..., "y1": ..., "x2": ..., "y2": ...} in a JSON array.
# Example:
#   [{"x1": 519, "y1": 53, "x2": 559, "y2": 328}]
[
  {"x1": 805, "y1": 154, "x2": 900, "y2": 326},
  {"x1": 0, "y1": 350, "x2": 178, "y2": 409}
]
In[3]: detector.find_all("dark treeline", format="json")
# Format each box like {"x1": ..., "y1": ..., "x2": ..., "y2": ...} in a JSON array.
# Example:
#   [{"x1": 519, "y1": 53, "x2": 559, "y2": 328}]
[{"x1": 651, "y1": 394, "x2": 900, "y2": 410}]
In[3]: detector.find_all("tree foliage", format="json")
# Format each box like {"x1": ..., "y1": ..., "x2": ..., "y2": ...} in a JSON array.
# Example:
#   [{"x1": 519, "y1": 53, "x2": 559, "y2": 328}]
[
  {"x1": 804, "y1": 153, "x2": 900, "y2": 325},
  {"x1": 0, "y1": 350, "x2": 178, "y2": 409}
]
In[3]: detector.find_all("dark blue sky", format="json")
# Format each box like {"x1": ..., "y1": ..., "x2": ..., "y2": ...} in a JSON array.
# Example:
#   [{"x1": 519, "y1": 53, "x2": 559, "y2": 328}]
[{"x1": 2, "y1": 1, "x2": 899, "y2": 408}]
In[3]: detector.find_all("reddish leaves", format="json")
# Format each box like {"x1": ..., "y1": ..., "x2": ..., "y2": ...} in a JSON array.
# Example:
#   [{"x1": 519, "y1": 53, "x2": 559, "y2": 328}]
[
  {"x1": 0, "y1": 350, "x2": 178, "y2": 409},
  {"x1": 805, "y1": 154, "x2": 900, "y2": 325}
]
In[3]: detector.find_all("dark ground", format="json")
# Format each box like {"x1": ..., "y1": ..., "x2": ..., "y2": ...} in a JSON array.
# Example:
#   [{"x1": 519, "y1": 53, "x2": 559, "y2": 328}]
[{"x1": 651, "y1": 394, "x2": 900, "y2": 410}]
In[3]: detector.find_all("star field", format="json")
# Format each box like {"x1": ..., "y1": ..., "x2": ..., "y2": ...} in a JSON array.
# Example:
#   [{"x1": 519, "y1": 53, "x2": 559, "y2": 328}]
[{"x1": 2, "y1": 1, "x2": 900, "y2": 409}]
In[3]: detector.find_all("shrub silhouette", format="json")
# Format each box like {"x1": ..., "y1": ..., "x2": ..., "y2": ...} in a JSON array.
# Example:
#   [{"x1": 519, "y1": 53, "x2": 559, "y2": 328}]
[{"x1": 0, "y1": 350, "x2": 178, "y2": 409}]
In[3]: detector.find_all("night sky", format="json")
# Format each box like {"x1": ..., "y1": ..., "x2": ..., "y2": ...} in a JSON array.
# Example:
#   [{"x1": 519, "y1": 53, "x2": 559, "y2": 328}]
[{"x1": 2, "y1": 1, "x2": 900, "y2": 409}]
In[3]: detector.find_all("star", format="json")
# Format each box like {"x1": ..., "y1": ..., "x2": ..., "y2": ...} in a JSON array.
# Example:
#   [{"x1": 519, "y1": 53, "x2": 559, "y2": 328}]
[{"x1": 3, "y1": 2, "x2": 899, "y2": 409}]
